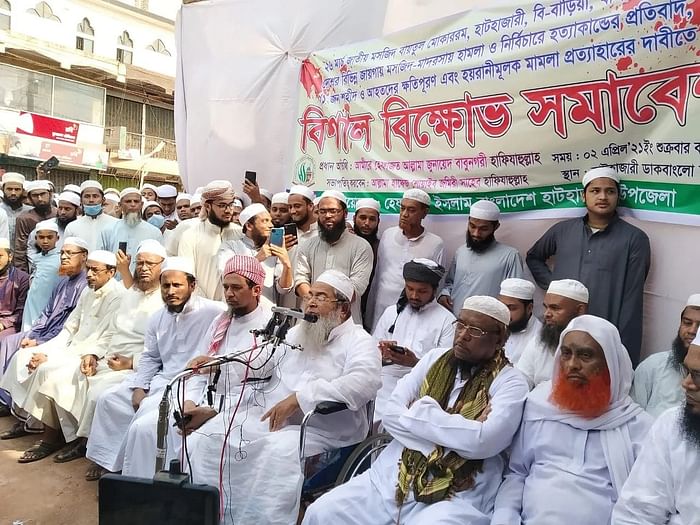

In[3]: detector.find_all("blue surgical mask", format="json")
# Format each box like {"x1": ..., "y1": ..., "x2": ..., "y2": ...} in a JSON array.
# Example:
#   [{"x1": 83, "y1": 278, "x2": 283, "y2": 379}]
[
  {"x1": 83, "y1": 204, "x2": 102, "y2": 217},
  {"x1": 147, "y1": 214, "x2": 165, "y2": 229}
]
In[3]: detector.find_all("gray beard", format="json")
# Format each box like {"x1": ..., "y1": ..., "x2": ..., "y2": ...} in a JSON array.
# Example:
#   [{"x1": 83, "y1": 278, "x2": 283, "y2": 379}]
[
  {"x1": 125, "y1": 212, "x2": 142, "y2": 227},
  {"x1": 298, "y1": 311, "x2": 343, "y2": 349}
]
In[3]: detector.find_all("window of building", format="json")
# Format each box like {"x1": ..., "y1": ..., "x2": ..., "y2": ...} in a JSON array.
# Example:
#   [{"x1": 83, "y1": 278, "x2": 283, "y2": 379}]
[
  {"x1": 147, "y1": 39, "x2": 171, "y2": 56},
  {"x1": 0, "y1": 0, "x2": 10, "y2": 31},
  {"x1": 0, "y1": 63, "x2": 52, "y2": 114},
  {"x1": 116, "y1": 30, "x2": 133, "y2": 65},
  {"x1": 53, "y1": 77, "x2": 104, "y2": 126},
  {"x1": 76, "y1": 17, "x2": 94, "y2": 53},
  {"x1": 27, "y1": 1, "x2": 60, "y2": 22}
]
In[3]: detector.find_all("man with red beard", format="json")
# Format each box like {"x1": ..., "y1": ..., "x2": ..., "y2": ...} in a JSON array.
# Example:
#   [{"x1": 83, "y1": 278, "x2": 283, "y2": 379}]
[
  {"x1": 492, "y1": 315, "x2": 652, "y2": 525},
  {"x1": 612, "y1": 334, "x2": 700, "y2": 524}
]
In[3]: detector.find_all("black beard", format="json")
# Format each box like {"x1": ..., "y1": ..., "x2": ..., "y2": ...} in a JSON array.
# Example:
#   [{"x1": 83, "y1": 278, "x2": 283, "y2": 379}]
[
  {"x1": 208, "y1": 209, "x2": 230, "y2": 228},
  {"x1": 509, "y1": 314, "x2": 531, "y2": 334},
  {"x1": 318, "y1": 219, "x2": 346, "y2": 244},
  {"x1": 354, "y1": 227, "x2": 379, "y2": 245},
  {"x1": 540, "y1": 322, "x2": 564, "y2": 353},
  {"x1": 466, "y1": 231, "x2": 495, "y2": 253},
  {"x1": 680, "y1": 401, "x2": 700, "y2": 449},
  {"x1": 34, "y1": 203, "x2": 52, "y2": 216},
  {"x1": 251, "y1": 231, "x2": 267, "y2": 249},
  {"x1": 2, "y1": 195, "x2": 22, "y2": 208},
  {"x1": 668, "y1": 334, "x2": 688, "y2": 371},
  {"x1": 56, "y1": 216, "x2": 75, "y2": 228}
]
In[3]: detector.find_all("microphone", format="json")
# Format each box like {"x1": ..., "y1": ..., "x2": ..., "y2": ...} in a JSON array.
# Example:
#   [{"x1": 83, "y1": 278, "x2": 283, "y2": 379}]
[{"x1": 271, "y1": 306, "x2": 318, "y2": 323}]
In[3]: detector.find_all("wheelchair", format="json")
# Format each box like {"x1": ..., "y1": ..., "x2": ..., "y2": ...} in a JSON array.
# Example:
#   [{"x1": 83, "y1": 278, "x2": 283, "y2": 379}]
[{"x1": 298, "y1": 400, "x2": 392, "y2": 505}]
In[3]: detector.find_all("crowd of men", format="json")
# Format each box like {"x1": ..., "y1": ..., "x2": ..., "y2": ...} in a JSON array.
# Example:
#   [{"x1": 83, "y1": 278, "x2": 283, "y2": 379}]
[{"x1": 0, "y1": 165, "x2": 697, "y2": 525}]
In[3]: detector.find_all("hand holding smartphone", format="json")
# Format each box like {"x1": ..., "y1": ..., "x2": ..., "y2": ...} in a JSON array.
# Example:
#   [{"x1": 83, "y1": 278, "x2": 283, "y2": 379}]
[{"x1": 269, "y1": 227, "x2": 284, "y2": 247}]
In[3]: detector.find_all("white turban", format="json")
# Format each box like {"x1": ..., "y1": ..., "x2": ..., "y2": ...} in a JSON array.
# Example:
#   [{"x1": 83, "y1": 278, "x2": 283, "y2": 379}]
[
  {"x1": 36, "y1": 219, "x2": 59, "y2": 233},
  {"x1": 354, "y1": 198, "x2": 381, "y2": 213},
  {"x1": 176, "y1": 193, "x2": 191, "y2": 203},
  {"x1": 137, "y1": 239, "x2": 167, "y2": 259},
  {"x1": 27, "y1": 180, "x2": 52, "y2": 193},
  {"x1": 289, "y1": 185, "x2": 315, "y2": 202},
  {"x1": 271, "y1": 192, "x2": 289, "y2": 205},
  {"x1": 58, "y1": 191, "x2": 81, "y2": 207},
  {"x1": 582, "y1": 166, "x2": 620, "y2": 187},
  {"x1": 88, "y1": 250, "x2": 117, "y2": 267},
  {"x1": 63, "y1": 184, "x2": 81, "y2": 194},
  {"x1": 80, "y1": 180, "x2": 103, "y2": 192},
  {"x1": 63, "y1": 237, "x2": 89, "y2": 251},
  {"x1": 161, "y1": 256, "x2": 195, "y2": 277},
  {"x1": 156, "y1": 184, "x2": 178, "y2": 198},
  {"x1": 469, "y1": 200, "x2": 500, "y2": 221},
  {"x1": 402, "y1": 188, "x2": 431, "y2": 206},
  {"x1": 320, "y1": 190, "x2": 347, "y2": 206},
  {"x1": 316, "y1": 270, "x2": 354, "y2": 302},
  {"x1": 547, "y1": 279, "x2": 589, "y2": 303},
  {"x1": 120, "y1": 187, "x2": 141, "y2": 199},
  {"x1": 104, "y1": 192, "x2": 120, "y2": 203},
  {"x1": 500, "y1": 278, "x2": 535, "y2": 301},
  {"x1": 239, "y1": 203, "x2": 268, "y2": 226},
  {"x1": 462, "y1": 295, "x2": 511, "y2": 326},
  {"x1": 686, "y1": 294, "x2": 700, "y2": 308},
  {"x1": 2, "y1": 172, "x2": 25, "y2": 186}
]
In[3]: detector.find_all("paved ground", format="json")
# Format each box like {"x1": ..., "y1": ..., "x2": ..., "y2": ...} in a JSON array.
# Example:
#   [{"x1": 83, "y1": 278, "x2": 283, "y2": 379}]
[{"x1": 0, "y1": 415, "x2": 97, "y2": 525}]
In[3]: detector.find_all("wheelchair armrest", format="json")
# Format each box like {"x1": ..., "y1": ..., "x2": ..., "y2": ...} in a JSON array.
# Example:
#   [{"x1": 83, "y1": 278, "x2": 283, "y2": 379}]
[{"x1": 314, "y1": 401, "x2": 349, "y2": 415}]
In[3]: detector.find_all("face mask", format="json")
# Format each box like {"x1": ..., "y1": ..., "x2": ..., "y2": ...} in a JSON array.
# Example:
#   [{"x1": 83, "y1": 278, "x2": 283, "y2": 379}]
[
  {"x1": 147, "y1": 214, "x2": 165, "y2": 229},
  {"x1": 83, "y1": 204, "x2": 102, "y2": 217}
]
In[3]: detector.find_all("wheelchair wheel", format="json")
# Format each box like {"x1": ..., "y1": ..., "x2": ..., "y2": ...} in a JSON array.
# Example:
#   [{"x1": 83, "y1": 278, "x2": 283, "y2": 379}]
[{"x1": 334, "y1": 432, "x2": 392, "y2": 485}]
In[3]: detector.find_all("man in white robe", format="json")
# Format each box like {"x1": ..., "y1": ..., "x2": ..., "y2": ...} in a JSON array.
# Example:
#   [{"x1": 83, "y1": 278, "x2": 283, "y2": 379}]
[
  {"x1": 1, "y1": 250, "x2": 125, "y2": 462},
  {"x1": 498, "y1": 278, "x2": 542, "y2": 365},
  {"x1": 178, "y1": 180, "x2": 242, "y2": 300},
  {"x1": 612, "y1": 334, "x2": 700, "y2": 524},
  {"x1": 183, "y1": 270, "x2": 381, "y2": 525},
  {"x1": 438, "y1": 200, "x2": 523, "y2": 317},
  {"x1": 0, "y1": 172, "x2": 32, "y2": 247},
  {"x1": 517, "y1": 279, "x2": 588, "y2": 388},
  {"x1": 492, "y1": 315, "x2": 653, "y2": 525},
  {"x1": 631, "y1": 294, "x2": 700, "y2": 418},
  {"x1": 295, "y1": 191, "x2": 373, "y2": 323},
  {"x1": 367, "y1": 189, "x2": 444, "y2": 330},
  {"x1": 84, "y1": 257, "x2": 225, "y2": 479},
  {"x1": 373, "y1": 258, "x2": 455, "y2": 421},
  {"x1": 63, "y1": 180, "x2": 118, "y2": 251},
  {"x1": 304, "y1": 296, "x2": 529, "y2": 525}
]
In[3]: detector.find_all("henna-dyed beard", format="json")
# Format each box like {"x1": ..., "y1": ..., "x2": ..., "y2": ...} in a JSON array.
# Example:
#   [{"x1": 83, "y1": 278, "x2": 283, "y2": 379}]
[{"x1": 550, "y1": 367, "x2": 612, "y2": 419}]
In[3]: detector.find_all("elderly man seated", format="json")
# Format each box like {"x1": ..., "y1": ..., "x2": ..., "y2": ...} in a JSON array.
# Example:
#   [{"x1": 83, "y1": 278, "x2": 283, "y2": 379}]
[
  {"x1": 303, "y1": 296, "x2": 529, "y2": 525},
  {"x1": 492, "y1": 315, "x2": 652, "y2": 525},
  {"x1": 181, "y1": 270, "x2": 381, "y2": 525}
]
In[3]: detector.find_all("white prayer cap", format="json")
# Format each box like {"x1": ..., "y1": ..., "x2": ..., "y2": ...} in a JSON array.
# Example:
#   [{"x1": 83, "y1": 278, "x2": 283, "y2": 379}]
[
  {"x1": 289, "y1": 185, "x2": 316, "y2": 202},
  {"x1": 233, "y1": 198, "x2": 243, "y2": 209},
  {"x1": 1, "y1": 172, "x2": 25, "y2": 185},
  {"x1": 354, "y1": 198, "x2": 380, "y2": 213},
  {"x1": 469, "y1": 200, "x2": 500, "y2": 221},
  {"x1": 143, "y1": 200, "x2": 162, "y2": 212},
  {"x1": 0, "y1": 238, "x2": 10, "y2": 250},
  {"x1": 27, "y1": 180, "x2": 52, "y2": 193},
  {"x1": 80, "y1": 180, "x2": 103, "y2": 192},
  {"x1": 63, "y1": 183, "x2": 81, "y2": 194},
  {"x1": 271, "y1": 192, "x2": 289, "y2": 205},
  {"x1": 582, "y1": 166, "x2": 620, "y2": 187},
  {"x1": 239, "y1": 203, "x2": 268, "y2": 226},
  {"x1": 88, "y1": 249, "x2": 117, "y2": 267},
  {"x1": 141, "y1": 183, "x2": 157, "y2": 192},
  {"x1": 105, "y1": 187, "x2": 119, "y2": 195},
  {"x1": 547, "y1": 279, "x2": 589, "y2": 303},
  {"x1": 63, "y1": 237, "x2": 88, "y2": 251},
  {"x1": 462, "y1": 295, "x2": 511, "y2": 327},
  {"x1": 156, "y1": 184, "x2": 177, "y2": 198},
  {"x1": 137, "y1": 239, "x2": 166, "y2": 259},
  {"x1": 194, "y1": 186, "x2": 204, "y2": 194},
  {"x1": 402, "y1": 188, "x2": 431, "y2": 206},
  {"x1": 686, "y1": 294, "x2": 700, "y2": 307},
  {"x1": 120, "y1": 187, "x2": 141, "y2": 199},
  {"x1": 319, "y1": 189, "x2": 347, "y2": 206},
  {"x1": 58, "y1": 191, "x2": 81, "y2": 207},
  {"x1": 316, "y1": 269, "x2": 354, "y2": 302},
  {"x1": 161, "y1": 256, "x2": 195, "y2": 277},
  {"x1": 313, "y1": 196, "x2": 321, "y2": 206},
  {"x1": 36, "y1": 219, "x2": 59, "y2": 233},
  {"x1": 500, "y1": 278, "x2": 536, "y2": 301},
  {"x1": 104, "y1": 192, "x2": 119, "y2": 203},
  {"x1": 190, "y1": 194, "x2": 202, "y2": 206},
  {"x1": 176, "y1": 193, "x2": 191, "y2": 203},
  {"x1": 260, "y1": 188, "x2": 273, "y2": 201}
]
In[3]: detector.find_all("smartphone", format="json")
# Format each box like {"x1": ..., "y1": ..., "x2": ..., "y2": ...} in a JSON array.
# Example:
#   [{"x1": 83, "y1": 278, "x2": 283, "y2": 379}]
[
  {"x1": 118, "y1": 241, "x2": 127, "y2": 254},
  {"x1": 269, "y1": 227, "x2": 284, "y2": 247},
  {"x1": 244, "y1": 170, "x2": 257, "y2": 185},
  {"x1": 44, "y1": 156, "x2": 59, "y2": 170},
  {"x1": 283, "y1": 222, "x2": 298, "y2": 240},
  {"x1": 389, "y1": 344, "x2": 407, "y2": 355}
]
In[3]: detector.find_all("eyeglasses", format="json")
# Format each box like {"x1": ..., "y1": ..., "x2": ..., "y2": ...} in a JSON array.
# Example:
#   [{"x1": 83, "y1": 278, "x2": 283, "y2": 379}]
[
  {"x1": 452, "y1": 320, "x2": 496, "y2": 338},
  {"x1": 318, "y1": 208, "x2": 343, "y2": 217},
  {"x1": 136, "y1": 259, "x2": 162, "y2": 268},
  {"x1": 214, "y1": 202, "x2": 237, "y2": 210},
  {"x1": 302, "y1": 293, "x2": 340, "y2": 304},
  {"x1": 681, "y1": 364, "x2": 700, "y2": 387},
  {"x1": 60, "y1": 250, "x2": 85, "y2": 258}
]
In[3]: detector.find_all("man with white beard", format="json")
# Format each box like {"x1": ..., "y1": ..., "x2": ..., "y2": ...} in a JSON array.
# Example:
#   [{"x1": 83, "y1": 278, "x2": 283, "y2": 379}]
[
  {"x1": 498, "y1": 278, "x2": 542, "y2": 365},
  {"x1": 182, "y1": 270, "x2": 381, "y2": 525}
]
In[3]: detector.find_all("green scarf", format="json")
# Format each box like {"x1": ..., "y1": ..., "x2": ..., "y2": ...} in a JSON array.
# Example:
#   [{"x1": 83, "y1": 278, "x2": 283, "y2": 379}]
[{"x1": 395, "y1": 347, "x2": 508, "y2": 505}]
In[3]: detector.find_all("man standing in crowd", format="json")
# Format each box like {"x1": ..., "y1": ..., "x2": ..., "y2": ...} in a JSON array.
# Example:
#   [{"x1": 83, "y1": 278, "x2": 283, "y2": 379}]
[
  {"x1": 368, "y1": 189, "x2": 443, "y2": 330},
  {"x1": 270, "y1": 192, "x2": 291, "y2": 227},
  {"x1": 632, "y1": 294, "x2": 700, "y2": 417},
  {"x1": 295, "y1": 190, "x2": 373, "y2": 322},
  {"x1": 64, "y1": 180, "x2": 117, "y2": 251},
  {"x1": 286, "y1": 185, "x2": 317, "y2": 250},
  {"x1": 175, "y1": 193, "x2": 192, "y2": 221},
  {"x1": 492, "y1": 315, "x2": 652, "y2": 524},
  {"x1": 612, "y1": 334, "x2": 700, "y2": 524},
  {"x1": 23, "y1": 220, "x2": 61, "y2": 330},
  {"x1": 304, "y1": 296, "x2": 528, "y2": 524},
  {"x1": 24, "y1": 191, "x2": 81, "y2": 263},
  {"x1": 372, "y1": 259, "x2": 455, "y2": 421},
  {"x1": 352, "y1": 198, "x2": 381, "y2": 327},
  {"x1": 439, "y1": 200, "x2": 523, "y2": 317},
  {"x1": 498, "y1": 278, "x2": 542, "y2": 365},
  {"x1": 178, "y1": 180, "x2": 242, "y2": 300},
  {"x1": 140, "y1": 184, "x2": 157, "y2": 202},
  {"x1": 85, "y1": 257, "x2": 224, "y2": 479},
  {"x1": 517, "y1": 279, "x2": 589, "y2": 388},
  {"x1": 0, "y1": 172, "x2": 31, "y2": 246},
  {"x1": 526, "y1": 166, "x2": 651, "y2": 366},
  {"x1": 0, "y1": 238, "x2": 30, "y2": 341},
  {"x1": 15, "y1": 180, "x2": 56, "y2": 272},
  {"x1": 156, "y1": 184, "x2": 178, "y2": 229}
]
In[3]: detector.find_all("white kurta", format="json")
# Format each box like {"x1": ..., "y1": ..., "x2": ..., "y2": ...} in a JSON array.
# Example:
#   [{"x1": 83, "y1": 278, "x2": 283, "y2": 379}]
[
  {"x1": 367, "y1": 226, "x2": 444, "y2": 331},
  {"x1": 516, "y1": 336, "x2": 554, "y2": 389},
  {"x1": 178, "y1": 219, "x2": 242, "y2": 300},
  {"x1": 85, "y1": 296, "x2": 226, "y2": 474},
  {"x1": 304, "y1": 347, "x2": 529, "y2": 525},
  {"x1": 372, "y1": 300, "x2": 455, "y2": 421},
  {"x1": 164, "y1": 217, "x2": 198, "y2": 256},
  {"x1": 187, "y1": 317, "x2": 382, "y2": 525},
  {"x1": 99, "y1": 219, "x2": 163, "y2": 276},
  {"x1": 612, "y1": 406, "x2": 699, "y2": 525},
  {"x1": 64, "y1": 213, "x2": 118, "y2": 251},
  {"x1": 505, "y1": 315, "x2": 542, "y2": 365},
  {"x1": 631, "y1": 351, "x2": 684, "y2": 418},
  {"x1": 491, "y1": 408, "x2": 651, "y2": 524}
]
